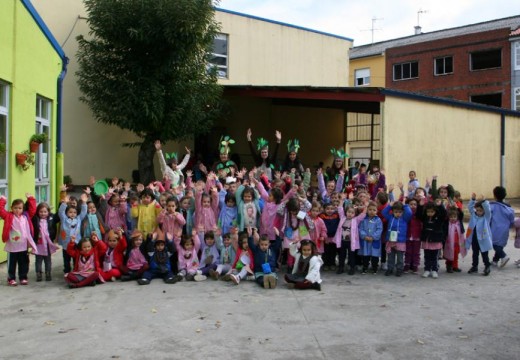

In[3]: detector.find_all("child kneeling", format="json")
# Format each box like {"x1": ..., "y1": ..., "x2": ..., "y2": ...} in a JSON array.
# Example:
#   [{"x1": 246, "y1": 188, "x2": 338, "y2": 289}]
[{"x1": 285, "y1": 239, "x2": 322, "y2": 291}]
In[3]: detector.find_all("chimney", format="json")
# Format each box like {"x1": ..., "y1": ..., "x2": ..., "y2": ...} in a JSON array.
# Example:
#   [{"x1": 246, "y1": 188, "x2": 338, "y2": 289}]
[{"x1": 414, "y1": 25, "x2": 422, "y2": 35}]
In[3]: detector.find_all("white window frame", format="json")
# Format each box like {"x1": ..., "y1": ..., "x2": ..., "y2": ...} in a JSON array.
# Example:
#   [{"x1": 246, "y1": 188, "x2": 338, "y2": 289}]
[
  {"x1": 393, "y1": 61, "x2": 419, "y2": 81},
  {"x1": 515, "y1": 41, "x2": 520, "y2": 71},
  {"x1": 35, "y1": 96, "x2": 51, "y2": 204},
  {"x1": 434, "y1": 56, "x2": 453, "y2": 76},
  {"x1": 354, "y1": 68, "x2": 371, "y2": 86},
  {"x1": 210, "y1": 33, "x2": 228, "y2": 79},
  {"x1": 514, "y1": 87, "x2": 520, "y2": 111},
  {"x1": 0, "y1": 81, "x2": 9, "y2": 199}
]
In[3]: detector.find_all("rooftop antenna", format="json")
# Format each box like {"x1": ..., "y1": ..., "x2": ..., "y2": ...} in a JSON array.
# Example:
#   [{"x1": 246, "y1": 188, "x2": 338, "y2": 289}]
[
  {"x1": 361, "y1": 17, "x2": 383, "y2": 44},
  {"x1": 415, "y1": 9, "x2": 428, "y2": 35}
]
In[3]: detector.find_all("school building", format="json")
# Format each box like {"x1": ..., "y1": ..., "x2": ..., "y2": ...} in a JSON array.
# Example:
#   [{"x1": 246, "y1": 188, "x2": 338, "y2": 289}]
[
  {"x1": 0, "y1": 0, "x2": 66, "y2": 261},
  {"x1": 30, "y1": 1, "x2": 520, "y2": 202}
]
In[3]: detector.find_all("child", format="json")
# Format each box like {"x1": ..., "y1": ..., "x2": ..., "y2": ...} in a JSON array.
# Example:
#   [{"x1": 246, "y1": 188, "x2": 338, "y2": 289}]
[
  {"x1": 285, "y1": 239, "x2": 322, "y2": 290},
  {"x1": 407, "y1": 170, "x2": 420, "y2": 198},
  {"x1": 444, "y1": 207, "x2": 465, "y2": 273},
  {"x1": 489, "y1": 186, "x2": 515, "y2": 267},
  {"x1": 334, "y1": 203, "x2": 366, "y2": 275},
  {"x1": 198, "y1": 231, "x2": 220, "y2": 279},
  {"x1": 382, "y1": 201, "x2": 412, "y2": 276},
  {"x1": 100, "y1": 229, "x2": 127, "y2": 281},
  {"x1": 81, "y1": 201, "x2": 106, "y2": 240},
  {"x1": 235, "y1": 183, "x2": 260, "y2": 231},
  {"x1": 175, "y1": 230, "x2": 204, "y2": 281},
  {"x1": 32, "y1": 202, "x2": 58, "y2": 282},
  {"x1": 121, "y1": 230, "x2": 149, "y2": 281},
  {"x1": 58, "y1": 193, "x2": 88, "y2": 274},
  {"x1": 218, "y1": 192, "x2": 238, "y2": 236},
  {"x1": 420, "y1": 201, "x2": 447, "y2": 278},
  {"x1": 247, "y1": 228, "x2": 279, "y2": 289},
  {"x1": 319, "y1": 202, "x2": 340, "y2": 271},
  {"x1": 209, "y1": 231, "x2": 237, "y2": 280},
  {"x1": 103, "y1": 191, "x2": 128, "y2": 233},
  {"x1": 358, "y1": 201, "x2": 383, "y2": 274},
  {"x1": 138, "y1": 229, "x2": 180, "y2": 284},
  {"x1": 65, "y1": 237, "x2": 105, "y2": 288},
  {"x1": 178, "y1": 195, "x2": 195, "y2": 235},
  {"x1": 404, "y1": 198, "x2": 422, "y2": 274},
  {"x1": 157, "y1": 196, "x2": 186, "y2": 240},
  {"x1": 130, "y1": 188, "x2": 162, "y2": 238},
  {"x1": 193, "y1": 176, "x2": 219, "y2": 233},
  {"x1": 0, "y1": 194, "x2": 38, "y2": 286},
  {"x1": 280, "y1": 197, "x2": 313, "y2": 272},
  {"x1": 309, "y1": 201, "x2": 327, "y2": 256},
  {"x1": 317, "y1": 168, "x2": 344, "y2": 205},
  {"x1": 229, "y1": 232, "x2": 254, "y2": 285},
  {"x1": 154, "y1": 140, "x2": 190, "y2": 189},
  {"x1": 466, "y1": 194, "x2": 493, "y2": 276}
]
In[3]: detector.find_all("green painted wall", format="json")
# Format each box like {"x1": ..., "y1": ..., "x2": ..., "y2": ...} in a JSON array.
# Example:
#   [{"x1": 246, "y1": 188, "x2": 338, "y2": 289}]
[{"x1": 0, "y1": 1, "x2": 63, "y2": 262}]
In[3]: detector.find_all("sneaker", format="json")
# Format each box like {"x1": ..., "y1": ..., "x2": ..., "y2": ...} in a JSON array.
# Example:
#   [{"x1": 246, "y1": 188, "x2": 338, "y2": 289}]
[
  {"x1": 194, "y1": 274, "x2": 207, "y2": 282},
  {"x1": 185, "y1": 274, "x2": 195, "y2": 281},
  {"x1": 263, "y1": 276, "x2": 270, "y2": 289},
  {"x1": 446, "y1": 266, "x2": 454, "y2": 274},
  {"x1": 411, "y1": 268, "x2": 419, "y2": 274},
  {"x1": 499, "y1": 257, "x2": 510, "y2": 268},
  {"x1": 483, "y1": 265, "x2": 491, "y2": 276},
  {"x1": 209, "y1": 269, "x2": 219, "y2": 280},
  {"x1": 45, "y1": 272, "x2": 52, "y2": 281},
  {"x1": 361, "y1": 268, "x2": 367, "y2": 275},
  {"x1": 514, "y1": 259, "x2": 520, "y2": 265},
  {"x1": 453, "y1": 268, "x2": 462, "y2": 273},
  {"x1": 36, "y1": 273, "x2": 43, "y2": 282},
  {"x1": 7, "y1": 279, "x2": 17, "y2": 286},
  {"x1": 137, "y1": 278, "x2": 150, "y2": 285},
  {"x1": 468, "y1": 267, "x2": 478, "y2": 274},
  {"x1": 230, "y1": 274, "x2": 240, "y2": 285},
  {"x1": 246, "y1": 275, "x2": 255, "y2": 281},
  {"x1": 403, "y1": 267, "x2": 410, "y2": 274},
  {"x1": 267, "y1": 275, "x2": 277, "y2": 289},
  {"x1": 111, "y1": 276, "x2": 117, "y2": 282},
  {"x1": 431, "y1": 271, "x2": 438, "y2": 279},
  {"x1": 164, "y1": 277, "x2": 178, "y2": 284},
  {"x1": 221, "y1": 273, "x2": 231, "y2": 282},
  {"x1": 20, "y1": 279, "x2": 29, "y2": 285},
  {"x1": 372, "y1": 266, "x2": 378, "y2": 274},
  {"x1": 422, "y1": 271, "x2": 431, "y2": 278},
  {"x1": 491, "y1": 261, "x2": 498, "y2": 267},
  {"x1": 381, "y1": 263, "x2": 388, "y2": 271},
  {"x1": 385, "y1": 269, "x2": 392, "y2": 276}
]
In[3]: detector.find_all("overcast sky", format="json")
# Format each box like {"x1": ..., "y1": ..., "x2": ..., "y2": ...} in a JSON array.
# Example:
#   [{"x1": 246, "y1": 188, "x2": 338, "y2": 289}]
[{"x1": 218, "y1": 0, "x2": 520, "y2": 45}]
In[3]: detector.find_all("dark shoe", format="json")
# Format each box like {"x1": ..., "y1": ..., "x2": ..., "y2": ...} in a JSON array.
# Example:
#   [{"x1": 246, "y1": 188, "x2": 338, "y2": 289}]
[
  {"x1": 312, "y1": 282, "x2": 321, "y2": 291},
  {"x1": 453, "y1": 268, "x2": 462, "y2": 273},
  {"x1": 36, "y1": 272, "x2": 43, "y2": 282},
  {"x1": 446, "y1": 264, "x2": 453, "y2": 273},
  {"x1": 164, "y1": 276, "x2": 178, "y2": 284},
  {"x1": 137, "y1": 278, "x2": 150, "y2": 285},
  {"x1": 361, "y1": 268, "x2": 367, "y2": 274},
  {"x1": 336, "y1": 267, "x2": 344, "y2": 275},
  {"x1": 395, "y1": 270, "x2": 402, "y2": 277},
  {"x1": 209, "y1": 269, "x2": 219, "y2": 280},
  {"x1": 347, "y1": 267, "x2": 355, "y2": 275},
  {"x1": 186, "y1": 274, "x2": 195, "y2": 281},
  {"x1": 468, "y1": 267, "x2": 478, "y2": 274},
  {"x1": 45, "y1": 272, "x2": 52, "y2": 281},
  {"x1": 385, "y1": 269, "x2": 392, "y2": 276},
  {"x1": 120, "y1": 275, "x2": 133, "y2": 282},
  {"x1": 483, "y1": 265, "x2": 491, "y2": 276},
  {"x1": 372, "y1": 266, "x2": 378, "y2": 274}
]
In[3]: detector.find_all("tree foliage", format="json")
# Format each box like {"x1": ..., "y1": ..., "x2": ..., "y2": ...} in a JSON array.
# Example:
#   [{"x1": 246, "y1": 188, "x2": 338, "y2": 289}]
[{"x1": 76, "y1": 0, "x2": 223, "y2": 183}]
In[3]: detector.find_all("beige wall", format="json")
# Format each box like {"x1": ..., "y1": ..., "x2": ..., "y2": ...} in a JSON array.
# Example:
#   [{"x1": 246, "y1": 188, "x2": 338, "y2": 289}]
[
  {"x1": 215, "y1": 10, "x2": 351, "y2": 87},
  {"x1": 505, "y1": 115, "x2": 520, "y2": 196},
  {"x1": 349, "y1": 55, "x2": 385, "y2": 87},
  {"x1": 381, "y1": 96, "x2": 511, "y2": 198}
]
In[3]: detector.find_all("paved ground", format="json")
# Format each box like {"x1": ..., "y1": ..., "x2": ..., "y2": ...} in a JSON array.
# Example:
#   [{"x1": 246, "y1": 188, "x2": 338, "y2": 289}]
[{"x1": 0, "y1": 199, "x2": 519, "y2": 360}]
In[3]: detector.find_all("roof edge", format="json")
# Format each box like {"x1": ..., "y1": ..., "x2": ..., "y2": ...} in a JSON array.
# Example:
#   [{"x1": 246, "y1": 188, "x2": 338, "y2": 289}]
[
  {"x1": 215, "y1": 7, "x2": 353, "y2": 42},
  {"x1": 21, "y1": 0, "x2": 66, "y2": 60}
]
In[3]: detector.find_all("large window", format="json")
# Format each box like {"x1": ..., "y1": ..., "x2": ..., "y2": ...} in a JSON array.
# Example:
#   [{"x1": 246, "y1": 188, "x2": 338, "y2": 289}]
[
  {"x1": 470, "y1": 93, "x2": 502, "y2": 107},
  {"x1": 0, "y1": 82, "x2": 8, "y2": 198},
  {"x1": 354, "y1": 68, "x2": 370, "y2": 86},
  {"x1": 514, "y1": 88, "x2": 520, "y2": 111},
  {"x1": 434, "y1": 56, "x2": 453, "y2": 75},
  {"x1": 393, "y1": 61, "x2": 419, "y2": 81},
  {"x1": 35, "y1": 97, "x2": 51, "y2": 203},
  {"x1": 470, "y1": 49, "x2": 501, "y2": 71},
  {"x1": 209, "y1": 33, "x2": 228, "y2": 79},
  {"x1": 515, "y1": 42, "x2": 520, "y2": 71}
]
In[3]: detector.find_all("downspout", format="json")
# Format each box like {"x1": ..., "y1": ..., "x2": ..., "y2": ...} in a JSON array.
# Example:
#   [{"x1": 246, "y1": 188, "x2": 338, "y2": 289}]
[
  {"x1": 500, "y1": 113, "x2": 505, "y2": 187},
  {"x1": 56, "y1": 57, "x2": 69, "y2": 205}
]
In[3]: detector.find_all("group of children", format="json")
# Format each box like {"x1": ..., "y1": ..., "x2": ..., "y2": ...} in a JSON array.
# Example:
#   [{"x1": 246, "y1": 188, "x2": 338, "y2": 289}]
[{"x1": 2, "y1": 131, "x2": 519, "y2": 290}]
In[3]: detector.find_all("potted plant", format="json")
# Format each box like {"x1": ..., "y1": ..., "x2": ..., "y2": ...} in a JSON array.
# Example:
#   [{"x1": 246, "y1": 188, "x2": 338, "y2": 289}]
[
  {"x1": 15, "y1": 150, "x2": 35, "y2": 171},
  {"x1": 29, "y1": 133, "x2": 49, "y2": 152}
]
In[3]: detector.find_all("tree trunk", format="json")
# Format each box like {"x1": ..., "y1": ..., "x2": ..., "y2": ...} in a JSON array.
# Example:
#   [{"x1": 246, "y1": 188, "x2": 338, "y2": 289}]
[{"x1": 138, "y1": 140, "x2": 156, "y2": 185}]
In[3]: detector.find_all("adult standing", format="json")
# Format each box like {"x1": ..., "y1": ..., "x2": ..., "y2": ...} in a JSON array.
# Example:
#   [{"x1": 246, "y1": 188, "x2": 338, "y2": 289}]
[
  {"x1": 281, "y1": 139, "x2": 304, "y2": 179},
  {"x1": 246, "y1": 128, "x2": 281, "y2": 181}
]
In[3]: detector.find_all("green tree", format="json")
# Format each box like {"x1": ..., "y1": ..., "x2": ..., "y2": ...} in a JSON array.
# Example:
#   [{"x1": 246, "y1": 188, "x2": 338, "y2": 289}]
[{"x1": 76, "y1": 0, "x2": 223, "y2": 184}]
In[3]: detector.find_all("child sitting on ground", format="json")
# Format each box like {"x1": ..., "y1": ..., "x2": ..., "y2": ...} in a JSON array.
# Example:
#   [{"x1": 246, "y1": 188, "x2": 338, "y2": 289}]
[
  {"x1": 138, "y1": 228, "x2": 180, "y2": 285},
  {"x1": 65, "y1": 236, "x2": 105, "y2": 288},
  {"x1": 285, "y1": 235, "x2": 322, "y2": 291},
  {"x1": 247, "y1": 227, "x2": 279, "y2": 289}
]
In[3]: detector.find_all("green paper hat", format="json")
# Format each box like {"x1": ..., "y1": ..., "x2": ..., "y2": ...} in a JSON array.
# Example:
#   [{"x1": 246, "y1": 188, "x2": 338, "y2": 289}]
[
  {"x1": 256, "y1": 137, "x2": 269, "y2": 151},
  {"x1": 330, "y1": 147, "x2": 349, "y2": 159},
  {"x1": 287, "y1": 139, "x2": 300, "y2": 153},
  {"x1": 165, "y1": 152, "x2": 178, "y2": 164},
  {"x1": 219, "y1": 135, "x2": 235, "y2": 155}
]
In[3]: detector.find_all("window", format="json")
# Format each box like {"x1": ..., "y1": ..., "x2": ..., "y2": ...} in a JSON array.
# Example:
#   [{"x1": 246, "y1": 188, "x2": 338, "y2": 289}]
[
  {"x1": 515, "y1": 42, "x2": 520, "y2": 71},
  {"x1": 209, "y1": 33, "x2": 228, "y2": 79},
  {"x1": 0, "y1": 82, "x2": 8, "y2": 198},
  {"x1": 470, "y1": 93, "x2": 502, "y2": 107},
  {"x1": 514, "y1": 88, "x2": 520, "y2": 111},
  {"x1": 470, "y1": 49, "x2": 501, "y2": 71},
  {"x1": 354, "y1": 68, "x2": 370, "y2": 86},
  {"x1": 434, "y1": 56, "x2": 453, "y2": 75},
  {"x1": 393, "y1": 61, "x2": 418, "y2": 81},
  {"x1": 35, "y1": 97, "x2": 51, "y2": 203}
]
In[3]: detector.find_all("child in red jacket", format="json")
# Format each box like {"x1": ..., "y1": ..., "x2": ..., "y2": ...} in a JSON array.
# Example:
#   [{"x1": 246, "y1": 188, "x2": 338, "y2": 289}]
[
  {"x1": 100, "y1": 229, "x2": 127, "y2": 281},
  {"x1": 65, "y1": 236, "x2": 106, "y2": 288},
  {"x1": 0, "y1": 194, "x2": 37, "y2": 286}
]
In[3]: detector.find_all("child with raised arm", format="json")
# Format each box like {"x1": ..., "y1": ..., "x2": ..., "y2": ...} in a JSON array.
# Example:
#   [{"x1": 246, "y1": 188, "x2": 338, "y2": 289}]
[
  {"x1": 0, "y1": 194, "x2": 38, "y2": 286},
  {"x1": 65, "y1": 235, "x2": 106, "y2": 288},
  {"x1": 334, "y1": 202, "x2": 366, "y2": 275},
  {"x1": 210, "y1": 231, "x2": 237, "y2": 280},
  {"x1": 154, "y1": 140, "x2": 190, "y2": 189},
  {"x1": 138, "y1": 228, "x2": 180, "y2": 285},
  {"x1": 466, "y1": 194, "x2": 493, "y2": 276},
  {"x1": 193, "y1": 173, "x2": 219, "y2": 233},
  {"x1": 130, "y1": 188, "x2": 162, "y2": 239},
  {"x1": 247, "y1": 227, "x2": 279, "y2": 289},
  {"x1": 285, "y1": 237, "x2": 323, "y2": 291},
  {"x1": 489, "y1": 186, "x2": 515, "y2": 267},
  {"x1": 58, "y1": 193, "x2": 88, "y2": 274}
]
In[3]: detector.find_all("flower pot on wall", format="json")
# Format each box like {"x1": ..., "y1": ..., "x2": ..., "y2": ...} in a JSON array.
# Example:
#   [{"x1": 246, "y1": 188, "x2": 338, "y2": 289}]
[
  {"x1": 29, "y1": 140, "x2": 40, "y2": 153},
  {"x1": 15, "y1": 153, "x2": 27, "y2": 166}
]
